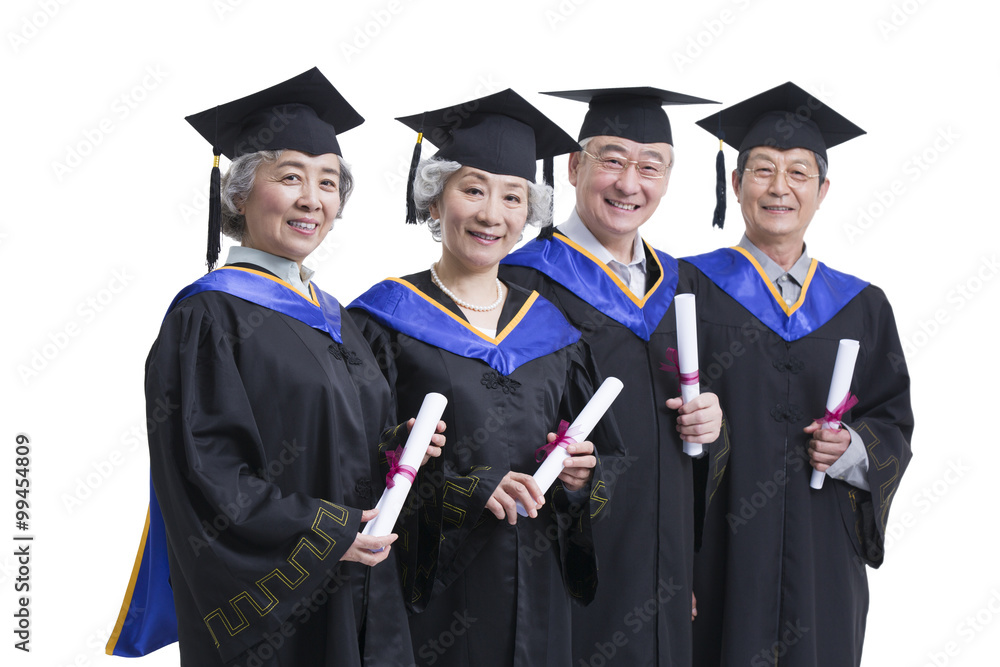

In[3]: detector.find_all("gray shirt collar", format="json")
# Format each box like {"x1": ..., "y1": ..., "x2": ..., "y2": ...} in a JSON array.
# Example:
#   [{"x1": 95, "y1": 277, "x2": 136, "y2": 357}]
[
  {"x1": 737, "y1": 234, "x2": 811, "y2": 286},
  {"x1": 560, "y1": 208, "x2": 647, "y2": 271},
  {"x1": 226, "y1": 246, "x2": 315, "y2": 296},
  {"x1": 558, "y1": 209, "x2": 648, "y2": 297}
]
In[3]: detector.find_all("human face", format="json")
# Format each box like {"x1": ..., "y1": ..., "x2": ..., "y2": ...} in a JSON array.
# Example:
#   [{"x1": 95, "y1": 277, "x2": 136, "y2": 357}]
[
  {"x1": 733, "y1": 146, "x2": 830, "y2": 249},
  {"x1": 568, "y1": 136, "x2": 672, "y2": 246},
  {"x1": 430, "y1": 166, "x2": 529, "y2": 276},
  {"x1": 239, "y1": 150, "x2": 342, "y2": 266}
]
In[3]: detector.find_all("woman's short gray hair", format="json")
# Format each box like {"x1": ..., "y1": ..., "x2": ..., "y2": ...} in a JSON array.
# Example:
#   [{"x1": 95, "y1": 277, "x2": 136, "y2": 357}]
[
  {"x1": 412, "y1": 157, "x2": 553, "y2": 240},
  {"x1": 220, "y1": 149, "x2": 355, "y2": 241}
]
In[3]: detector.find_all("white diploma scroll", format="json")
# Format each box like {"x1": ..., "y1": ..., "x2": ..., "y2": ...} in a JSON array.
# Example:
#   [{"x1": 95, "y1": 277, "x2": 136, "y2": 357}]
[
  {"x1": 810, "y1": 339, "x2": 861, "y2": 490},
  {"x1": 515, "y1": 377, "x2": 624, "y2": 517},
  {"x1": 363, "y1": 392, "x2": 448, "y2": 540},
  {"x1": 674, "y1": 294, "x2": 703, "y2": 457}
]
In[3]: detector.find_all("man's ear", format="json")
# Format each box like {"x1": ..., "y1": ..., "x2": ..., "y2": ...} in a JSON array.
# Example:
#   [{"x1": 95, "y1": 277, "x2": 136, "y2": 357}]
[
  {"x1": 568, "y1": 151, "x2": 582, "y2": 187},
  {"x1": 816, "y1": 177, "x2": 831, "y2": 209}
]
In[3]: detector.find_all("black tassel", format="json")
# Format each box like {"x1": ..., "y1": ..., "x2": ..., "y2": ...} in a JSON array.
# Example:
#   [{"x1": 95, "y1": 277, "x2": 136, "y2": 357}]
[
  {"x1": 206, "y1": 149, "x2": 222, "y2": 271},
  {"x1": 711, "y1": 139, "x2": 726, "y2": 229},
  {"x1": 537, "y1": 155, "x2": 556, "y2": 240},
  {"x1": 404, "y1": 131, "x2": 423, "y2": 225}
]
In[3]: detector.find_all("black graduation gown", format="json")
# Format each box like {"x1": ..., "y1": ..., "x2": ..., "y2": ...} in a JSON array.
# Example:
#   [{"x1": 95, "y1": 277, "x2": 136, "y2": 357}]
[
  {"x1": 501, "y1": 232, "x2": 729, "y2": 667},
  {"x1": 349, "y1": 272, "x2": 626, "y2": 667},
  {"x1": 682, "y1": 248, "x2": 913, "y2": 667},
  {"x1": 132, "y1": 265, "x2": 413, "y2": 666}
]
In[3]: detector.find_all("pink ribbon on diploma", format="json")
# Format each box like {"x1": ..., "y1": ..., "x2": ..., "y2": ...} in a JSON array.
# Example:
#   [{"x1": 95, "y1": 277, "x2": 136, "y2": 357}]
[
  {"x1": 816, "y1": 393, "x2": 859, "y2": 428},
  {"x1": 659, "y1": 347, "x2": 680, "y2": 374},
  {"x1": 385, "y1": 445, "x2": 417, "y2": 489},
  {"x1": 535, "y1": 420, "x2": 579, "y2": 463},
  {"x1": 660, "y1": 347, "x2": 700, "y2": 392}
]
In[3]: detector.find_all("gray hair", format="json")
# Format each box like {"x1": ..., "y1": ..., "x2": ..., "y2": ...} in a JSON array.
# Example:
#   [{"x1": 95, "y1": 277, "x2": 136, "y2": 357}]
[
  {"x1": 735, "y1": 149, "x2": 828, "y2": 186},
  {"x1": 412, "y1": 157, "x2": 552, "y2": 240},
  {"x1": 220, "y1": 149, "x2": 355, "y2": 241}
]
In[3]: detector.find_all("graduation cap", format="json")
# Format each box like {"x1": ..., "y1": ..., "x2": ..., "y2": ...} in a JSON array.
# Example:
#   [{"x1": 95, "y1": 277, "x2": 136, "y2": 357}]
[
  {"x1": 696, "y1": 81, "x2": 865, "y2": 228},
  {"x1": 530, "y1": 86, "x2": 717, "y2": 238},
  {"x1": 396, "y1": 88, "x2": 579, "y2": 224},
  {"x1": 542, "y1": 86, "x2": 719, "y2": 145},
  {"x1": 185, "y1": 67, "x2": 364, "y2": 270}
]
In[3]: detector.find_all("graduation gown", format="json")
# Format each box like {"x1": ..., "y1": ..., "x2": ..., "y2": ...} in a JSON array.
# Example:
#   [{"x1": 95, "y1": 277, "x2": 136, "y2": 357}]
[
  {"x1": 349, "y1": 272, "x2": 625, "y2": 667},
  {"x1": 501, "y1": 232, "x2": 729, "y2": 667},
  {"x1": 683, "y1": 247, "x2": 913, "y2": 667},
  {"x1": 107, "y1": 264, "x2": 413, "y2": 666}
]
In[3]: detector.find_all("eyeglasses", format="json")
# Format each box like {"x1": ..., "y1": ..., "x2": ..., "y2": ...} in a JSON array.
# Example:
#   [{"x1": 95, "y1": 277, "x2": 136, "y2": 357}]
[
  {"x1": 744, "y1": 161, "x2": 821, "y2": 189},
  {"x1": 581, "y1": 150, "x2": 670, "y2": 179}
]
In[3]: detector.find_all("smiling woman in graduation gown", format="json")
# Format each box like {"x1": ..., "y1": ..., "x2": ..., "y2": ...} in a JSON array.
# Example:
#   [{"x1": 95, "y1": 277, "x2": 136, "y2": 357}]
[
  {"x1": 350, "y1": 90, "x2": 626, "y2": 667},
  {"x1": 106, "y1": 69, "x2": 423, "y2": 666}
]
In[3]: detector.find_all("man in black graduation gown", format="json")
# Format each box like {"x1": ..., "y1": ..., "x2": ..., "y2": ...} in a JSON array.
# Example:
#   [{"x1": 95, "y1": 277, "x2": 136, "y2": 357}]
[
  {"x1": 685, "y1": 82, "x2": 913, "y2": 666},
  {"x1": 501, "y1": 87, "x2": 727, "y2": 667}
]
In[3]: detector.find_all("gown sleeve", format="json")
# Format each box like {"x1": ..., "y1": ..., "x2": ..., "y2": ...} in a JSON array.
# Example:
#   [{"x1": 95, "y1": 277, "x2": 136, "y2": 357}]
[
  {"x1": 836, "y1": 287, "x2": 914, "y2": 567},
  {"x1": 147, "y1": 301, "x2": 363, "y2": 662},
  {"x1": 551, "y1": 338, "x2": 628, "y2": 604}
]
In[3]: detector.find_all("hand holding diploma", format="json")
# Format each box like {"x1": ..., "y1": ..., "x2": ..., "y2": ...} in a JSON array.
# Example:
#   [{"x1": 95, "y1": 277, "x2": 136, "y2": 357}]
[
  {"x1": 662, "y1": 295, "x2": 722, "y2": 454},
  {"x1": 806, "y1": 339, "x2": 860, "y2": 490},
  {"x1": 415, "y1": 417, "x2": 447, "y2": 466},
  {"x1": 362, "y1": 393, "x2": 448, "y2": 543},
  {"x1": 514, "y1": 377, "x2": 624, "y2": 518},
  {"x1": 804, "y1": 423, "x2": 851, "y2": 483},
  {"x1": 487, "y1": 472, "x2": 545, "y2": 524},
  {"x1": 671, "y1": 294, "x2": 706, "y2": 457},
  {"x1": 344, "y1": 509, "x2": 398, "y2": 565},
  {"x1": 555, "y1": 436, "x2": 596, "y2": 492},
  {"x1": 485, "y1": 434, "x2": 596, "y2": 524},
  {"x1": 664, "y1": 394, "x2": 722, "y2": 445}
]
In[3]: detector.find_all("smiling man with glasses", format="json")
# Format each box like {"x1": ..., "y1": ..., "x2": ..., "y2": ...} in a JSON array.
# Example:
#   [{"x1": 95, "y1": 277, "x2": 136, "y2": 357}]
[
  {"x1": 502, "y1": 86, "x2": 725, "y2": 667},
  {"x1": 566, "y1": 137, "x2": 675, "y2": 295},
  {"x1": 685, "y1": 82, "x2": 913, "y2": 667}
]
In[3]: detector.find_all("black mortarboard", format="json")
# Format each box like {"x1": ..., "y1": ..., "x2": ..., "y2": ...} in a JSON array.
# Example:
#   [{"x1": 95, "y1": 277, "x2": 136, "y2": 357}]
[
  {"x1": 542, "y1": 86, "x2": 719, "y2": 145},
  {"x1": 695, "y1": 81, "x2": 865, "y2": 229},
  {"x1": 396, "y1": 88, "x2": 579, "y2": 224},
  {"x1": 695, "y1": 81, "x2": 865, "y2": 160},
  {"x1": 185, "y1": 67, "x2": 364, "y2": 270}
]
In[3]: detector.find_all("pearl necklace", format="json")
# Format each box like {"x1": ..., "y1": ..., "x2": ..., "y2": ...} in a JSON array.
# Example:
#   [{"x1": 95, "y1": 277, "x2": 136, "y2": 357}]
[{"x1": 430, "y1": 263, "x2": 504, "y2": 312}]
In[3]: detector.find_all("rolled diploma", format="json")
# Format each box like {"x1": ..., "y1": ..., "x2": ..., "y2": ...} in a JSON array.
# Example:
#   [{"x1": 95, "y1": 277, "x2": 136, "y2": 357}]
[
  {"x1": 675, "y1": 294, "x2": 703, "y2": 457},
  {"x1": 515, "y1": 377, "x2": 624, "y2": 517},
  {"x1": 363, "y1": 392, "x2": 448, "y2": 539},
  {"x1": 810, "y1": 339, "x2": 860, "y2": 490}
]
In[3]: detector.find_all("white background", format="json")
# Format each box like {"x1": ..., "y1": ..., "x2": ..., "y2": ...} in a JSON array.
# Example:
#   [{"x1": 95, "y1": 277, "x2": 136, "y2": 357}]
[{"x1": 1, "y1": 0, "x2": 996, "y2": 665}]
